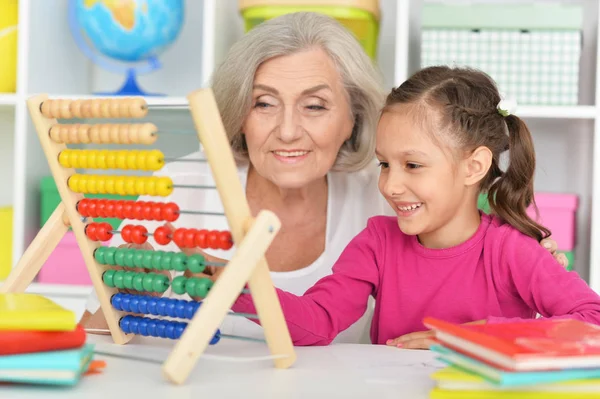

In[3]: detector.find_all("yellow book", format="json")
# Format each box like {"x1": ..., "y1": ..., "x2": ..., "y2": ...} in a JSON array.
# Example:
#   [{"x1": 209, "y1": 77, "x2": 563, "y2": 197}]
[
  {"x1": 0, "y1": 294, "x2": 76, "y2": 331},
  {"x1": 430, "y1": 388, "x2": 600, "y2": 399}
]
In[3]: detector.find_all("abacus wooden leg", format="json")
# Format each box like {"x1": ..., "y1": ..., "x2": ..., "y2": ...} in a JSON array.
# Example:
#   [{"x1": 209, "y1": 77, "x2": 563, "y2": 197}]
[
  {"x1": 0, "y1": 203, "x2": 69, "y2": 293},
  {"x1": 162, "y1": 210, "x2": 282, "y2": 384},
  {"x1": 186, "y1": 88, "x2": 296, "y2": 370}
]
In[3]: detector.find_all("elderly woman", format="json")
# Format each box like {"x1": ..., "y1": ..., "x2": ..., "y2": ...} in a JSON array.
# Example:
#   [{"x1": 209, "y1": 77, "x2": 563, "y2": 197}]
[{"x1": 81, "y1": 12, "x2": 565, "y2": 343}]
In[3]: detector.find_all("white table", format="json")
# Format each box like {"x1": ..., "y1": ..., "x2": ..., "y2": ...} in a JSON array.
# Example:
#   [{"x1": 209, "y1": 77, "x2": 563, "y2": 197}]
[{"x1": 0, "y1": 334, "x2": 444, "y2": 399}]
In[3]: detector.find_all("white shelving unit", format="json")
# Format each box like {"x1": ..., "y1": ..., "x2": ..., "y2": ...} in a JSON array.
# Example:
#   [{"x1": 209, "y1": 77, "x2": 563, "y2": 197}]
[{"x1": 0, "y1": 0, "x2": 599, "y2": 315}]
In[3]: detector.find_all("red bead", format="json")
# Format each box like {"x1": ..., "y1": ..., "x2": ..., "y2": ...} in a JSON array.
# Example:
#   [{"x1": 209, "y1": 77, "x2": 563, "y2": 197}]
[
  {"x1": 151, "y1": 203, "x2": 163, "y2": 221},
  {"x1": 219, "y1": 231, "x2": 233, "y2": 250},
  {"x1": 161, "y1": 203, "x2": 179, "y2": 222},
  {"x1": 132, "y1": 201, "x2": 144, "y2": 220},
  {"x1": 184, "y1": 229, "x2": 196, "y2": 248},
  {"x1": 96, "y1": 200, "x2": 107, "y2": 218},
  {"x1": 76, "y1": 199, "x2": 88, "y2": 217},
  {"x1": 121, "y1": 225, "x2": 133, "y2": 243},
  {"x1": 114, "y1": 201, "x2": 125, "y2": 219},
  {"x1": 142, "y1": 202, "x2": 153, "y2": 220},
  {"x1": 96, "y1": 222, "x2": 113, "y2": 241},
  {"x1": 123, "y1": 201, "x2": 135, "y2": 220},
  {"x1": 87, "y1": 200, "x2": 97, "y2": 217},
  {"x1": 173, "y1": 228, "x2": 186, "y2": 248},
  {"x1": 154, "y1": 226, "x2": 171, "y2": 246},
  {"x1": 131, "y1": 226, "x2": 148, "y2": 245},
  {"x1": 104, "y1": 201, "x2": 115, "y2": 218},
  {"x1": 195, "y1": 229, "x2": 208, "y2": 248},
  {"x1": 207, "y1": 231, "x2": 219, "y2": 249},
  {"x1": 85, "y1": 223, "x2": 98, "y2": 241}
]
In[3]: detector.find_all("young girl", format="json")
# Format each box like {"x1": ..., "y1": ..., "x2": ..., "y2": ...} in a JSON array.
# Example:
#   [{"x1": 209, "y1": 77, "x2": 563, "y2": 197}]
[{"x1": 230, "y1": 65, "x2": 600, "y2": 349}]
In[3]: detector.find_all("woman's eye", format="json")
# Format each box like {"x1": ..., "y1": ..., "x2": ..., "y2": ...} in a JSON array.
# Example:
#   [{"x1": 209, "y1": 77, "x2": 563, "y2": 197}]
[
  {"x1": 377, "y1": 161, "x2": 389, "y2": 169},
  {"x1": 306, "y1": 104, "x2": 326, "y2": 111},
  {"x1": 406, "y1": 163, "x2": 422, "y2": 169},
  {"x1": 254, "y1": 101, "x2": 272, "y2": 108}
]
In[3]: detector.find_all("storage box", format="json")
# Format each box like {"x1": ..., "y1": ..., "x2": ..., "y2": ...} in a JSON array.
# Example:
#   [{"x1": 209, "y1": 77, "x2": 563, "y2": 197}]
[
  {"x1": 0, "y1": 0, "x2": 18, "y2": 93},
  {"x1": 239, "y1": 0, "x2": 380, "y2": 60},
  {"x1": 40, "y1": 176, "x2": 136, "y2": 229},
  {"x1": 37, "y1": 232, "x2": 92, "y2": 285},
  {"x1": 0, "y1": 206, "x2": 12, "y2": 280},
  {"x1": 421, "y1": 3, "x2": 583, "y2": 105}
]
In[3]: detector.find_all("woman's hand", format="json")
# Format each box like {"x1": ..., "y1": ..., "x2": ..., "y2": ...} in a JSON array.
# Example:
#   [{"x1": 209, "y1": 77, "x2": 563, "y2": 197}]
[
  {"x1": 386, "y1": 319, "x2": 486, "y2": 350},
  {"x1": 540, "y1": 236, "x2": 569, "y2": 269}
]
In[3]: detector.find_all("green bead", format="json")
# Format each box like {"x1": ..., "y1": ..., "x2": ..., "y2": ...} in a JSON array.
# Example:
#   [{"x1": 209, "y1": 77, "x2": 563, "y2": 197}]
[
  {"x1": 195, "y1": 278, "x2": 213, "y2": 298},
  {"x1": 151, "y1": 251, "x2": 163, "y2": 270},
  {"x1": 104, "y1": 247, "x2": 117, "y2": 265},
  {"x1": 153, "y1": 275, "x2": 170, "y2": 293},
  {"x1": 160, "y1": 252, "x2": 173, "y2": 270},
  {"x1": 187, "y1": 254, "x2": 206, "y2": 273},
  {"x1": 142, "y1": 274, "x2": 155, "y2": 292},
  {"x1": 142, "y1": 251, "x2": 154, "y2": 269},
  {"x1": 94, "y1": 247, "x2": 106, "y2": 263},
  {"x1": 132, "y1": 274, "x2": 144, "y2": 291},
  {"x1": 172, "y1": 253, "x2": 187, "y2": 271},
  {"x1": 113, "y1": 270, "x2": 125, "y2": 289},
  {"x1": 114, "y1": 248, "x2": 126, "y2": 266},
  {"x1": 103, "y1": 269, "x2": 116, "y2": 287},
  {"x1": 171, "y1": 276, "x2": 187, "y2": 295},
  {"x1": 185, "y1": 278, "x2": 197, "y2": 297},
  {"x1": 123, "y1": 271, "x2": 135, "y2": 290},
  {"x1": 123, "y1": 249, "x2": 135, "y2": 268},
  {"x1": 133, "y1": 250, "x2": 145, "y2": 267}
]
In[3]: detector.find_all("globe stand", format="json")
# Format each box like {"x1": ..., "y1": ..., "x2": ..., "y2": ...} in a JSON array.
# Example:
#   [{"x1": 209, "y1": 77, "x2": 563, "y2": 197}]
[{"x1": 94, "y1": 69, "x2": 165, "y2": 97}]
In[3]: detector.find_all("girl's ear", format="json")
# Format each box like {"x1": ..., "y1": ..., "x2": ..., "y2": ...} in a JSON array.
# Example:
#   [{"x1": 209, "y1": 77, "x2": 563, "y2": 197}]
[{"x1": 464, "y1": 146, "x2": 492, "y2": 186}]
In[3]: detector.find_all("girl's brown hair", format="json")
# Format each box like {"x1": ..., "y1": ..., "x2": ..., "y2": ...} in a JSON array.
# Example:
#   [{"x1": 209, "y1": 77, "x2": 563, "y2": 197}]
[{"x1": 383, "y1": 65, "x2": 550, "y2": 242}]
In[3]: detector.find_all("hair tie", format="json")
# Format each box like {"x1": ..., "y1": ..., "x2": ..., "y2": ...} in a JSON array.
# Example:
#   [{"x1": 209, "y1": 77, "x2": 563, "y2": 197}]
[{"x1": 497, "y1": 98, "x2": 518, "y2": 117}]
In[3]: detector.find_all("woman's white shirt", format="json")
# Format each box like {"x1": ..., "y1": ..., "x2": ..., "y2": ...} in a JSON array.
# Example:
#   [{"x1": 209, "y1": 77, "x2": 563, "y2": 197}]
[{"x1": 85, "y1": 151, "x2": 388, "y2": 343}]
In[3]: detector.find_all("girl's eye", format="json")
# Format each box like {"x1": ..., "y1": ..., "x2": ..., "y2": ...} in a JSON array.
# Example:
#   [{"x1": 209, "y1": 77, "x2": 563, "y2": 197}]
[
  {"x1": 377, "y1": 161, "x2": 389, "y2": 169},
  {"x1": 406, "y1": 163, "x2": 422, "y2": 169}
]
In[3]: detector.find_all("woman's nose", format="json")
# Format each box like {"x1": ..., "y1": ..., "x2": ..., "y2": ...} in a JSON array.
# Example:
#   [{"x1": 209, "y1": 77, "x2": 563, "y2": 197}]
[{"x1": 276, "y1": 107, "x2": 302, "y2": 142}]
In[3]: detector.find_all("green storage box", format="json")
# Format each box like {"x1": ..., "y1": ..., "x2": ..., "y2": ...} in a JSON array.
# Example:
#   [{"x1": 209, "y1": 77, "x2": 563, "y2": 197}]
[
  {"x1": 40, "y1": 176, "x2": 136, "y2": 230},
  {"x1": 421, "y1": 3, "x2": 583, "y2": 106}
]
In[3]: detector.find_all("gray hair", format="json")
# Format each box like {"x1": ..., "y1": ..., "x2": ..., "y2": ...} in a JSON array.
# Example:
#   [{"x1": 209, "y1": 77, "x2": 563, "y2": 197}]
[{"x1": 211, "y1": 12, "x2": 385, "y2": 172}]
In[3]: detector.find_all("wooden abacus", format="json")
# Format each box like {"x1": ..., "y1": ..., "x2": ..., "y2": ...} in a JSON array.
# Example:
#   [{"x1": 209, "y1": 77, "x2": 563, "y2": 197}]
[{"x1": 0, "y1": 89, "x2": 296, "y2": 384}]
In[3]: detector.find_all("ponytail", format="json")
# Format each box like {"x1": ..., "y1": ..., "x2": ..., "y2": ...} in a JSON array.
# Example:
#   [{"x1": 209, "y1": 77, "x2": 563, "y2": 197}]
[{"x1": 487, "y1": 115, "x2": 551, "y2": 241}]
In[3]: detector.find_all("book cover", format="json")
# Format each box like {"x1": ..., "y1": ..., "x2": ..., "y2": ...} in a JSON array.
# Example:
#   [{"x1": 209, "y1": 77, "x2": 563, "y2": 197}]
[
  {"x1": 423, "y1": 317, "x2": 600, "y2": 371},
  {"x1": 0, "y1": 324, "x2": 86, "y2": 355},
  {"x1": 0, "y1": 293, "x2": 76, "y2": 331}
]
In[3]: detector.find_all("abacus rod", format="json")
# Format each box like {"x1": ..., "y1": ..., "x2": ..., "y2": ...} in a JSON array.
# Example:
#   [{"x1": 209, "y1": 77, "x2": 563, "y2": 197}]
[
  {"x1": 177, "y1": 210, "x2": 225, "y2": 216},
  {"x1": 173, "y1": 184, "x2": 217, "y2": 190},
  {"x1": 163, "y1": 157, "x2": 207, "y2": 163}
]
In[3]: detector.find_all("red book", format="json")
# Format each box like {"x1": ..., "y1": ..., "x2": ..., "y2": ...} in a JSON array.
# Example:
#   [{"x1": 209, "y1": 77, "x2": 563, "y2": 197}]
[
  {"x1": 0, "y1": 324, "x2": 86, "y2": 355},
  {"x1": 423, "y1": 317, "x2": 600, "y2": 371}
]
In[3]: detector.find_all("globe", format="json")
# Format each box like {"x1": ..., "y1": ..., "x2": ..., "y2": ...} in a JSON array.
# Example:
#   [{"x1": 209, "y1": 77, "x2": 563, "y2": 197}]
[{"x1": 68, "y1": 0, "x2": 185, "y2": 96}]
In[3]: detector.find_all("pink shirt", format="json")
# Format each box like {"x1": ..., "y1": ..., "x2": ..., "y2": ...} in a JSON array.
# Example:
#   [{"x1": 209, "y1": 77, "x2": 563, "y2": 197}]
[{"x1": 232, "y1": 213, "x2": 600, "y2": 345}]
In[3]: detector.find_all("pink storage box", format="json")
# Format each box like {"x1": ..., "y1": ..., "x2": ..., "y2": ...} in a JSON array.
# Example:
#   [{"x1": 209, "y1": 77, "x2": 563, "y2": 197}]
[
  {"x1": 526, "y1": 193, "x2": 578, "y2": 251},
  {"x1": 38, "y1": 231, "x2": 92, "y2": 285}
]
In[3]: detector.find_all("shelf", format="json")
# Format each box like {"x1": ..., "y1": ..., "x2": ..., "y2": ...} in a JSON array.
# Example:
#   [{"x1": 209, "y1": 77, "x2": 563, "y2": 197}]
[
  {"x1": 23, "y1": 282, "x2": 93, "y2": 297},
  {"x1": 517, "y1": 105, "x2": 597, "y2": 119},
  {"x1": 0, "y1": 94, "x2": 18, "y2": 106}
]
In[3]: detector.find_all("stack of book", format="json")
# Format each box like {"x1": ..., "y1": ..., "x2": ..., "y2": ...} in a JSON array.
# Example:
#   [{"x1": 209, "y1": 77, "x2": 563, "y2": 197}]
[
  {"x1": 0, "y1": 293, "x2": 98, "y2": 386},
  {"x1": 424, "y1": 317, "x2": 600, "y2": 398}
]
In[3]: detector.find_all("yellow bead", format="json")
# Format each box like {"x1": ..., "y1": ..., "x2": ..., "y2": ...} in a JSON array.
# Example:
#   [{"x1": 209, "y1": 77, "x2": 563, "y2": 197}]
[
  {"x1": 125, "y1": 177, "x2": 137, "y2": 195},
  {"x1": 78, "y1": 151, "x2": 88, "y2": 169},
  {"x1": 104, "y1": 176, "x2": 115, "y2": 194},
  {"x1": 96, "y1": 177, "x2": 106, "y2": 194},
  {"x1": 79, "y1": 176, "x2": 88, "y2": 194},
  {"x1": 87, "y1": 175, "x2": 98, "y2": 194},
  {"x1": 114, "y1": 176, "x2": 126, "y2": 195},
  {"x1": 146, "y1": 150, "x2": 164, "y2": 171},
  {"x1": 116, "y1": 151, "x2": 128, "y2": 170},
  {"x1": 136, "y1": 153, "x2": 147, "y2": 170},
  {"x1": 155, "y1": 177, "x2": 173, "y2": 197},
  {"x1": 68, "y1": 174, "x2": 80, "y2": 191},
  {"x1": 97, "y1": 150, "x2": 108, "y2": 169},
  {"x1": 134, "y1": 178, "x2": 146, "y2": 195},
  {"x1": 58, "y1": 150, "x2": 71, "y2": 168},
  {"x1": 106, "y1": 151, "x2": 117, "y2": 169},
  {"x1": 145, "y1": 177, "x2": 156, "y2": 196},
  {"x1": 70, "y1": 151, "x2": 80, "y2": 169},
  {"x1": 87, "y1": 150, "x2": 97, "y2": 169},
  {"x1": 126, "y1": 151, "x2": 138, "y2": 170}
]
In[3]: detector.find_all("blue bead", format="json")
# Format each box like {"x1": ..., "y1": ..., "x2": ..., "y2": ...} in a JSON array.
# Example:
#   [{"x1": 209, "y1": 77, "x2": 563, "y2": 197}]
[
  {"x1": 210, "y1": 329, "x2": 221, "y2": 345},
  {"x1": 156, "y1": 298, "x2": 167, "y2": 316},
  {"x1": 121, "y1": 295, "x2": 131, "y2": 312},
  {"x1": 175, "y1": 301, "x2": 186, "y2": 318},
  {"x1": 139, "y1": 319, "x2": 149, "y2": 336},
  {"x1": 165, "y1": 323, "x2": 176, "y2": 339},
  {"x1": 130, "y1": 318, "x2": 140, "y2": 334},
  {"x1": 147, "y1": 320, "x2": 157, "y2": 337},
  {"x1": 156, "y1": 321, "x2": 167, "y2": 338},
  {"x1": 138, "y1": 297, "x2": 148, "y2": 314},
  {"x1": 111, "y1": 294, "x2": 122, "y2": 311},
  {"x1": 147, "y1": 297, "x2": 158, "y2": 315},
  {"x1": 184, "y1": 303, "x2": 195, "y2": 319},
  {"x1": 119, "y1": 316, "x2": 131, "y2": 333},
  {"x1": 130, "y1": 297, "x2": 140, "y2": 313},
  {"x1": 165, "y1": 301, "x2": 176, "y2": 318},
  {"x1": 174, "y1": 323, "x2": 185, "y2": 339}
]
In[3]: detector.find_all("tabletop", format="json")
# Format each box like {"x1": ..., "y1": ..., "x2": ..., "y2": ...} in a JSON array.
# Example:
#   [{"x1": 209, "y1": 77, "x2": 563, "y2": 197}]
[{"x1": 0, "y1": 334, "x2": 445, "y2": 399}]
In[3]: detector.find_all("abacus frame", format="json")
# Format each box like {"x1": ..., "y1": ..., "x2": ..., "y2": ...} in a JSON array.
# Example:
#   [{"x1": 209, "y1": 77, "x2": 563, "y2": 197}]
[{"x1": 1, "y1": 89, "x2": 296, "y2": 385}]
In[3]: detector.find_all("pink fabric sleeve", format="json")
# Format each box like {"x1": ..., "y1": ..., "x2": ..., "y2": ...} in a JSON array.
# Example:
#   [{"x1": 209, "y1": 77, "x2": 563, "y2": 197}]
[
  {"x1": 231, "y1": 219, "x2": 382, "y2": 346},
  {"x1": 488, "y1": 228, "x2": 600, "y2": 326}
]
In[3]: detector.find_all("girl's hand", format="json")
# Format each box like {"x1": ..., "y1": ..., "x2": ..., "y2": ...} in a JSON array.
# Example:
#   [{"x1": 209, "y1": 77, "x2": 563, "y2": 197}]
[
  {"x1": 386, "y1": 319, "x2": 486, "y2": 350},
  {"x1": 540, "y1": 236, "x2": 569, "y2": 269}
]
